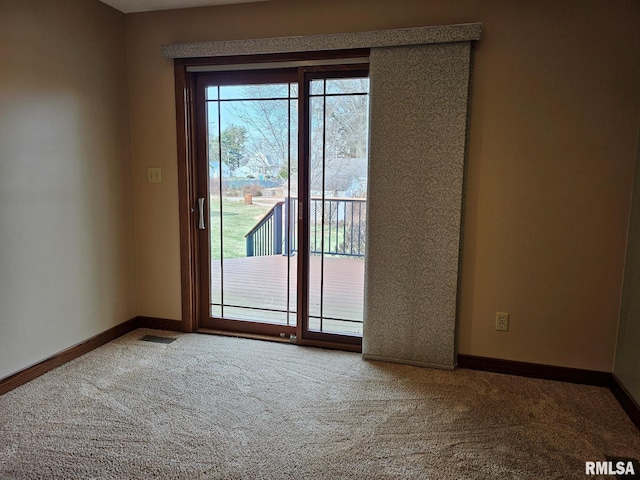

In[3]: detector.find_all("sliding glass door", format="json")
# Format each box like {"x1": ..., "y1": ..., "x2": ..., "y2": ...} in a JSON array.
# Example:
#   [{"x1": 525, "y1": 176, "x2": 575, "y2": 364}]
[
  {"x1": 196, "y1": 65, "x2": 369, "y2": 346},
  {"x1": 304, "y1": 73, "x2": 369, "y2": 340}
]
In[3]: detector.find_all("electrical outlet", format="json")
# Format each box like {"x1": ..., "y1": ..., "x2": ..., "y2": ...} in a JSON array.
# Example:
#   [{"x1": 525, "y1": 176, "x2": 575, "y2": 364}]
[{"x1": 496, "y1": 312, "x2": 509, "y2": 331}]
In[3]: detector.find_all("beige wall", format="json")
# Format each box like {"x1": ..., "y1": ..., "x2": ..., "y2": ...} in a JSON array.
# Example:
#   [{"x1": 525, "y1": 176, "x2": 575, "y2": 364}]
[
  {"x1": 126, "y1": 0, "x2": 640, "y2": 371},
  {"x1": 2, "y1": 0, "x2": 636, "y2": 382},
  {"x1": 0, "y1": 0, "x2": 137, "y2": 379}
]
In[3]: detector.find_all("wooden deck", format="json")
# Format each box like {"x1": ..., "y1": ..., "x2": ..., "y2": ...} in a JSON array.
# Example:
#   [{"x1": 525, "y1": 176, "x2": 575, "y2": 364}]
[{"x1": 210, "y1": 255, "x2": 365, "y2": 335}]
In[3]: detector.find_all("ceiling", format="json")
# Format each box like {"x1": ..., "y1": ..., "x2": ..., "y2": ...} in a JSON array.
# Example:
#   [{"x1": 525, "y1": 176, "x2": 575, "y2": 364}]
[{"x1": 99, "y1": 0, "x2": 268, "y2": 14}]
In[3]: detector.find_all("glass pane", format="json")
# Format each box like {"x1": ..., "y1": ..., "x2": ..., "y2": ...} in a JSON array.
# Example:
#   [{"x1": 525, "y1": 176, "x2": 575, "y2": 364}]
[
  {"x1": 220, "y1": 83, "x2": 291, "y2": 100},
  {"x1": 310, "y1": 79, "x2": 324, "y2": 96},
  {"x1": 325, "y1": 77, "x2": 369, "y2": 95},
  {"x1": 310, "y1": 77, "x2": 369, "y2": 96},
  {"x1": 309, "y1": 317, "x2": 363, "y2": 336},
  {"x1": 307, "y1": 77, "x2": 369, "y2": 336},
  {"x1": 207, "y1": 82, "x2": 298, "y2": 327},
  {"x1": 289, "y1": 83, "x2": 299, "y2": 99},
  {"x1": 325, "y1": 94, "x2": 369, "y2": 159},
  {"x1": 206, "y1": 86, "x2": 218, "y2": 101},
  {"x1": 308, "y1": 95, "x2": 325, "y2": 321},
  {"x1": 286, "y1": 95, "x2": 299, "y2": 325},
  {"x1": 207, "y1": 101, "x2": 222, "y2": 311}
]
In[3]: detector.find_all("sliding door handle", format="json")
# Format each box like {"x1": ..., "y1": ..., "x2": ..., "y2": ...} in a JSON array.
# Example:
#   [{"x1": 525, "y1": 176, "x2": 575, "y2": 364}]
[{"x1": 198, "y1": 197, "x2": 205, "y2": 230}]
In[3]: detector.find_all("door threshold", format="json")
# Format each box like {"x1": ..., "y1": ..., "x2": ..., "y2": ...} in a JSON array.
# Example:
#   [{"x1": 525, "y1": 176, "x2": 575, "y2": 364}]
[
  {"x1": 196, "y1": 328, "x2": 362, "y2": 353},
  {"x1": 197, "y1": 328, "x2": 293, "y2": 344}
]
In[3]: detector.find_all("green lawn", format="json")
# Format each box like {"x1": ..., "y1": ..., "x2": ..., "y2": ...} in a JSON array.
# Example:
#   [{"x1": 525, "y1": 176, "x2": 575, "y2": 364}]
[{"x1": 210, "y1": 198, "x2": 272, "y2": 259}]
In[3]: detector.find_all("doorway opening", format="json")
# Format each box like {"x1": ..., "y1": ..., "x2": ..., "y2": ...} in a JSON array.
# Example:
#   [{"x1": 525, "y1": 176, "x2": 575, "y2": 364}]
[{"x1": 176, "y1": 53, "x2": 369, "y2": 350}]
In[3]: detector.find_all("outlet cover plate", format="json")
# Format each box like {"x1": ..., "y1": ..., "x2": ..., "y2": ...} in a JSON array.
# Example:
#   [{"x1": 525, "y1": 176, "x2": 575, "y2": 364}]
[{"x1": 496, "y1": 312, "x2": 509, "y2": 331}]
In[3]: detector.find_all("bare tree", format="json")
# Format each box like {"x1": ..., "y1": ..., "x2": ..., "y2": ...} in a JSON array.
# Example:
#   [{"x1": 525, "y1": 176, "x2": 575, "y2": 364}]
[
  {"x1": 226, "y1": 86, "x2": 297, "y2": 171},
  {"x1": 221, "y1": 79, "x2": 369, "y2": 193}
]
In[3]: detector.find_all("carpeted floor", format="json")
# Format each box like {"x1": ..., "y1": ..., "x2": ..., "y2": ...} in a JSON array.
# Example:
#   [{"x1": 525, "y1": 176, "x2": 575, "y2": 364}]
[{"x1": 1, "y1": 328, "x2": 639, "y2": 479}]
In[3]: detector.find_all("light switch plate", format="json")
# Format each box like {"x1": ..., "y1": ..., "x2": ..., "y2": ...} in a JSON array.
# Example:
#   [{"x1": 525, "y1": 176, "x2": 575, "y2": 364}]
[{"x1": 147, "y1": 167, "x2": 162, "y2": 184}]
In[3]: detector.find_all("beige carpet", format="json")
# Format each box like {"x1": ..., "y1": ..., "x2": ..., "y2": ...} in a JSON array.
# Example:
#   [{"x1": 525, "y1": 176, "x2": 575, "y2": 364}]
[{"x1": 1, "y1": 329, "x2": 639, "y2": 479}]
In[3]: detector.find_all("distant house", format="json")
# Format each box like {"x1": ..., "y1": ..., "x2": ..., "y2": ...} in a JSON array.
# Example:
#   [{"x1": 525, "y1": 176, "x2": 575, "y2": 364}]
[
  {"x1": 239, "y1": 152, "x2": 280, "y2": 178},
  {"x1": 210, "y1": 161, "x2": 231, "y2": 178},
  {"x1": 233, "y1": 165, "x2": 252, "y2": 178}
]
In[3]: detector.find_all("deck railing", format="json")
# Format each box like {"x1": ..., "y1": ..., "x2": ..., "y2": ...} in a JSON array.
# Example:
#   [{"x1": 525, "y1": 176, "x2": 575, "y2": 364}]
[
  {"x1": 245, "y1": 202, "x2": 284, "y2": 257},
  {"x1": 245, "y1": 197, "x2": 366, "y2": 258}
]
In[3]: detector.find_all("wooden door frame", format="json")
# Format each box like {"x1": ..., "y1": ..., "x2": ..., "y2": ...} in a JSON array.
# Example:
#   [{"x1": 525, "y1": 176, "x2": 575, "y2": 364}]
[
  {"x1": 174, "y1": 51, "x2": 368, "y2": 352},
  {"x1": 175, "y1": 58, "x2": 200, "y2": 334}
]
